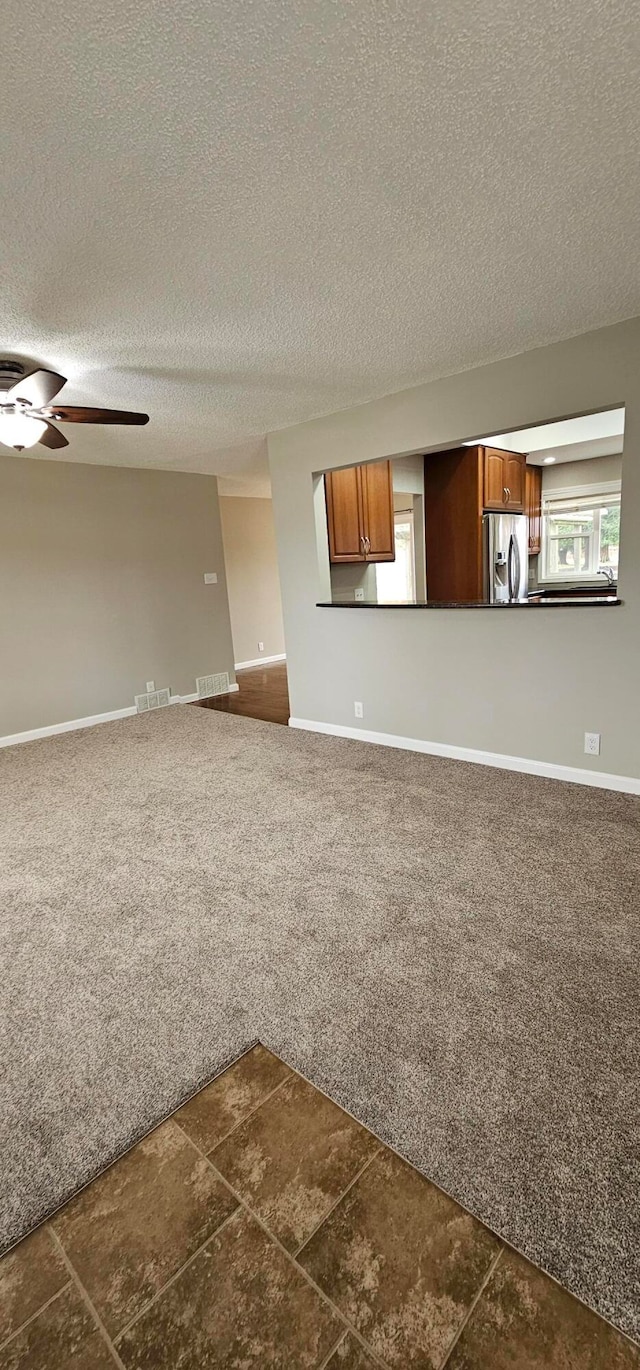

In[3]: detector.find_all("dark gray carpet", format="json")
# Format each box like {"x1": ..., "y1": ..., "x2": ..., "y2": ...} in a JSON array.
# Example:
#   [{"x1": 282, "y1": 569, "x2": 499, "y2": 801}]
[{"x1": 1, "y1": 706, "x2": 638, "y2": 1341}]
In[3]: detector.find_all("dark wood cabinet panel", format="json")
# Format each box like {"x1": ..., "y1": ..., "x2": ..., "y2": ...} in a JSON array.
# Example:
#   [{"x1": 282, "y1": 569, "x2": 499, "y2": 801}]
[
  {"x1": 325, "y1": 461, "x2": 395, "y2": 563},
  {"x1": 525, "y1": 464, "x2": 542, "y2": 555},
  {"x1": 325, "y1": 465, "x2": 365, "y2": 561},
  {"x1": 424, "y1": 446, "x2": 484, "y2": 601},
  {"x1": 483, "y1": 447, "x2": 525, "y2": 512},
  {"x1": 359, "y1": 460, "x2": 395, "y2": 560}
]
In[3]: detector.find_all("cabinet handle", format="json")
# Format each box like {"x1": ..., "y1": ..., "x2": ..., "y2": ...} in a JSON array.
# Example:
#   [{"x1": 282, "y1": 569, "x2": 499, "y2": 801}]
[
  {"x1": 360, "y1": 535, "x2": 366, "y2": 554},
  {"x1": 364, "y1": 536, "x2": 371, "y2": 556},
  {"x1": 503, "y1": 486, "x2": 511, "y2": 502}
]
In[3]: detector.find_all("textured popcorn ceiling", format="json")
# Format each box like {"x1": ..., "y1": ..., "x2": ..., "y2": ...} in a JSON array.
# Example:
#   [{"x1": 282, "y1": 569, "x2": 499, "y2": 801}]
[{"x1": 1, "y1": 0, "x2": 639, "y2": 489}]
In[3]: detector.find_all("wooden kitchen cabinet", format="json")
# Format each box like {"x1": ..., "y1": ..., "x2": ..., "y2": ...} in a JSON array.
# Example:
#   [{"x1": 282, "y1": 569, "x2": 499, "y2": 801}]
[
  {"x1": 359, "y1": 461, "x2": 395, "y2": 560},
  {"x1": 525, "y1": 463, "x2": 542, "y2": 555},
  {"x1": 484, "y1": 447, "x2": 508, "y2": 510},
  {"x1": 483, "y1": 447, "x2": 525, "y2": 511},
  {"x1": 324, "y1": 465, "x2": 363, "y2": 561},
  {"x1": 504, "y1": 452, "x2": 526, "y2": 509},
  {"x1": 325, "y1": 460, "x2": 395, "y2": 563}
]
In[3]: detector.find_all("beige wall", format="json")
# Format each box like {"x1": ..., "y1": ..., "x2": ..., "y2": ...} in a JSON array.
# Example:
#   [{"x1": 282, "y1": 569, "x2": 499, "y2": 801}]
[
  {"x1": 330, "y1": 560, "x2": 378, "y2": 603},
  {"x1": 219, "y1": 496, "x2": 285, "y2": 666},
  {"x1": 541, "y1": 451, "x2": 622, "y2": 493},
  {"x1": 0, "y1": 455, "x2": 235, "y2": 737},
  {"x1": 268, "y1": 317, "x2": 640, "y2": 782}
]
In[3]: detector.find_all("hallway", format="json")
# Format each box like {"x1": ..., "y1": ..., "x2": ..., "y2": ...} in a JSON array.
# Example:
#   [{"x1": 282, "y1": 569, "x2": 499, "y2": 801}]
[{"x1": 194, "y1": 661, "x2": 289, "y2": 726}]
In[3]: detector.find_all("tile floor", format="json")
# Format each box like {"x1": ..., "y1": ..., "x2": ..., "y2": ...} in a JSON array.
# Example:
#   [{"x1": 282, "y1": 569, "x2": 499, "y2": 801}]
[{"x1": 1, "y1": 1044, "x2": 638, "y2": 1369}]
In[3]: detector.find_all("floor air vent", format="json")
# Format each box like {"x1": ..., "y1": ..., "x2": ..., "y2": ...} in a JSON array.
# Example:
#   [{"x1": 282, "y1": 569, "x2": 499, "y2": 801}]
[
  {"x1": 135, "y1": 687, "x2": 171, "y2": 714},
  {"x1": 196, "y1": 672, "x2": 230, "y2": 699}
]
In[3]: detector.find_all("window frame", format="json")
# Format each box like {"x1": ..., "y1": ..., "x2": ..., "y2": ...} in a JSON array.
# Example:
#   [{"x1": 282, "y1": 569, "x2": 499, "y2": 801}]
[{"x1": 540, "y1": 480, "x2": 621, "y2": 584}]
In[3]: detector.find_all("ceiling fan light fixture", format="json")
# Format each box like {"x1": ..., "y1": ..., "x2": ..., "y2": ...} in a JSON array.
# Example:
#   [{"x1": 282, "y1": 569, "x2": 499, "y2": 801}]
[
  {"x1": 0, "y1": 413, "x2": 47, "y2": 450},
  {"x1": 0, "y1": 361, "x2": 149, "y2": 449}
]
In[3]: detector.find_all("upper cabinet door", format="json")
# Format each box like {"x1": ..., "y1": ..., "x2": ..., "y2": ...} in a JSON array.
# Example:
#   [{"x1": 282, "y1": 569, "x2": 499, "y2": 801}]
[
  {"x1": 360, "y1": 460, "x2": 395, "y2": 561},
  {"x1": 504, "y1": 452, "x2": 525, "y2": 510},
  {"x1": 483, "y1": 447, "x2": 525, "y2": 511},
  {"x1": 483, "y1": 447, "x2": 508, "y2": 509},
  {"x1": 325, "y1": 466, "x2": 366, "y2": 561}
]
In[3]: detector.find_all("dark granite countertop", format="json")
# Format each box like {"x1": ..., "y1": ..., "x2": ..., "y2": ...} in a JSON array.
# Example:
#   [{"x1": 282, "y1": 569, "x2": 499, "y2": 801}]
[{"x1": 317, "y1": 596, "x2": 621, "y2": 609}]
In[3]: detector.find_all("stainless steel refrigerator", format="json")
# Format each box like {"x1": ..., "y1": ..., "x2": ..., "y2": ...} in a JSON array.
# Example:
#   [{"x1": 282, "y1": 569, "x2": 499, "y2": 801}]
[{"x1": 483, "y1": 512, "x2": 528, "y2": 603}]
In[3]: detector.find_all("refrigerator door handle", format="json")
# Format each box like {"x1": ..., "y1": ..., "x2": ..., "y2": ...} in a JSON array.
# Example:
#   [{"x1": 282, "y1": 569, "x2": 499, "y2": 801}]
[
  {"x1": 512, "y1": 528, "x2": 522, "y2": 598},
  {"x1": 508, "y1": 533, "x2": 515, "y2": 600}
]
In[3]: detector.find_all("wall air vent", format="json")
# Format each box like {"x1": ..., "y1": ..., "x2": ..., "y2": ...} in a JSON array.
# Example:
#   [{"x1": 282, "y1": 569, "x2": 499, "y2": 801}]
[
  {"x1": 135, "y1": 687, "x2": 171, "y2": 714},
  {"x1": 196, "y1": 672, "x2": 230, "y2": 699}
]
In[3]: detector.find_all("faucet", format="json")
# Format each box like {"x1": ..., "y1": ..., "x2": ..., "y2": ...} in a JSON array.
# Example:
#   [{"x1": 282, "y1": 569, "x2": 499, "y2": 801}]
[{"x1": 598, "y1": 566, "x2": 616, "y2": 586}]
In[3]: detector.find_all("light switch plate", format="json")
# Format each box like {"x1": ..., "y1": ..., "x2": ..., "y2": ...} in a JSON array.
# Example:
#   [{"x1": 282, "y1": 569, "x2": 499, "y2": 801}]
[{"x1": 204, "y1": 572, "x2": 218, "y2": 584}]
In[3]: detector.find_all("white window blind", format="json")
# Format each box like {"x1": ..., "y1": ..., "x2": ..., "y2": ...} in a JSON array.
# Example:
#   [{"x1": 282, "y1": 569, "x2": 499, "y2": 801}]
[{"x1": 542, "y1": 488, "x2": 620, "y2": 514}]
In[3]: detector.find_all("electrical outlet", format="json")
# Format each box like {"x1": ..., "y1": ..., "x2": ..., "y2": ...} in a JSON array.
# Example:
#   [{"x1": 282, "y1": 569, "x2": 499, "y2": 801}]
[
  {"x1": 258, "y1": 641, "x2": 264, "y2": 652},
  {"x1": 204, "y1": 572, "x2": 218, "y2": 584},
  {"x1": 146, "y1": 681, "x2": 155, "y2": 692},
  {"x1": 584, "y1": 732, "x2": 601, "y2": 755},
  {"x1": 354, "y1": 587, "x2": 365, "y2": 601},
  {"x1": 354, "y1": 701, "x2": 364, "y2": 719}
]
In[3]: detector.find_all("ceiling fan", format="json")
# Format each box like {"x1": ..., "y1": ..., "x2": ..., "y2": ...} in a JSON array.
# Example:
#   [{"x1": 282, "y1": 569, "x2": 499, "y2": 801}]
[{"x1": 0, "y1": 361, "x2": 149, "y2": 452}]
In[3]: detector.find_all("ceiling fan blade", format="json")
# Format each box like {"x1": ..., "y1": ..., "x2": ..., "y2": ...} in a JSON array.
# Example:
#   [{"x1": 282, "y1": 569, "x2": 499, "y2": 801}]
[
  {"x1": 38, "y1": 422, "x2": 69, "y2": 450},
  {"x1": 6, "y1": 368, "x2": 66, "y2": 407},
  {"x1": 47, "y1": 406, "x2": 149, "y2": 425}
]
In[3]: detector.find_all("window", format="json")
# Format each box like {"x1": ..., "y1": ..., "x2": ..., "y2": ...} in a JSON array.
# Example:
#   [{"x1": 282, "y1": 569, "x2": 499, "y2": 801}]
[
  {"x1": 541, "y1": 484, "x2": 621, "y2": 582},
  {"x1": 376, "y1": 511, "x2": 415, "y2": 602}
]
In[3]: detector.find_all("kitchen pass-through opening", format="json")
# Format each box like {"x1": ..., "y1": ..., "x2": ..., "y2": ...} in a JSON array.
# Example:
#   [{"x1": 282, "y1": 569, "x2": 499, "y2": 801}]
[{"x1": 313, "y1": 406, "x2": 625, "y2": 608}]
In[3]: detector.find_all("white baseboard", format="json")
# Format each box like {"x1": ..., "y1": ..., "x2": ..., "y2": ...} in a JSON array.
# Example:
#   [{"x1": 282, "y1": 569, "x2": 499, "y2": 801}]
[
  {"x1": 235, "y1": 653, "x2": 286, "y2": 670},
  {"x1": 0, "y1": 683, "x2": 241, "y2": 749},
  {"x1": 288, "y1": 717, "x2": 640, "y2": 795},
  {"x1": 0, "y1": 705, "x2": 138, "y2": 750}
]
